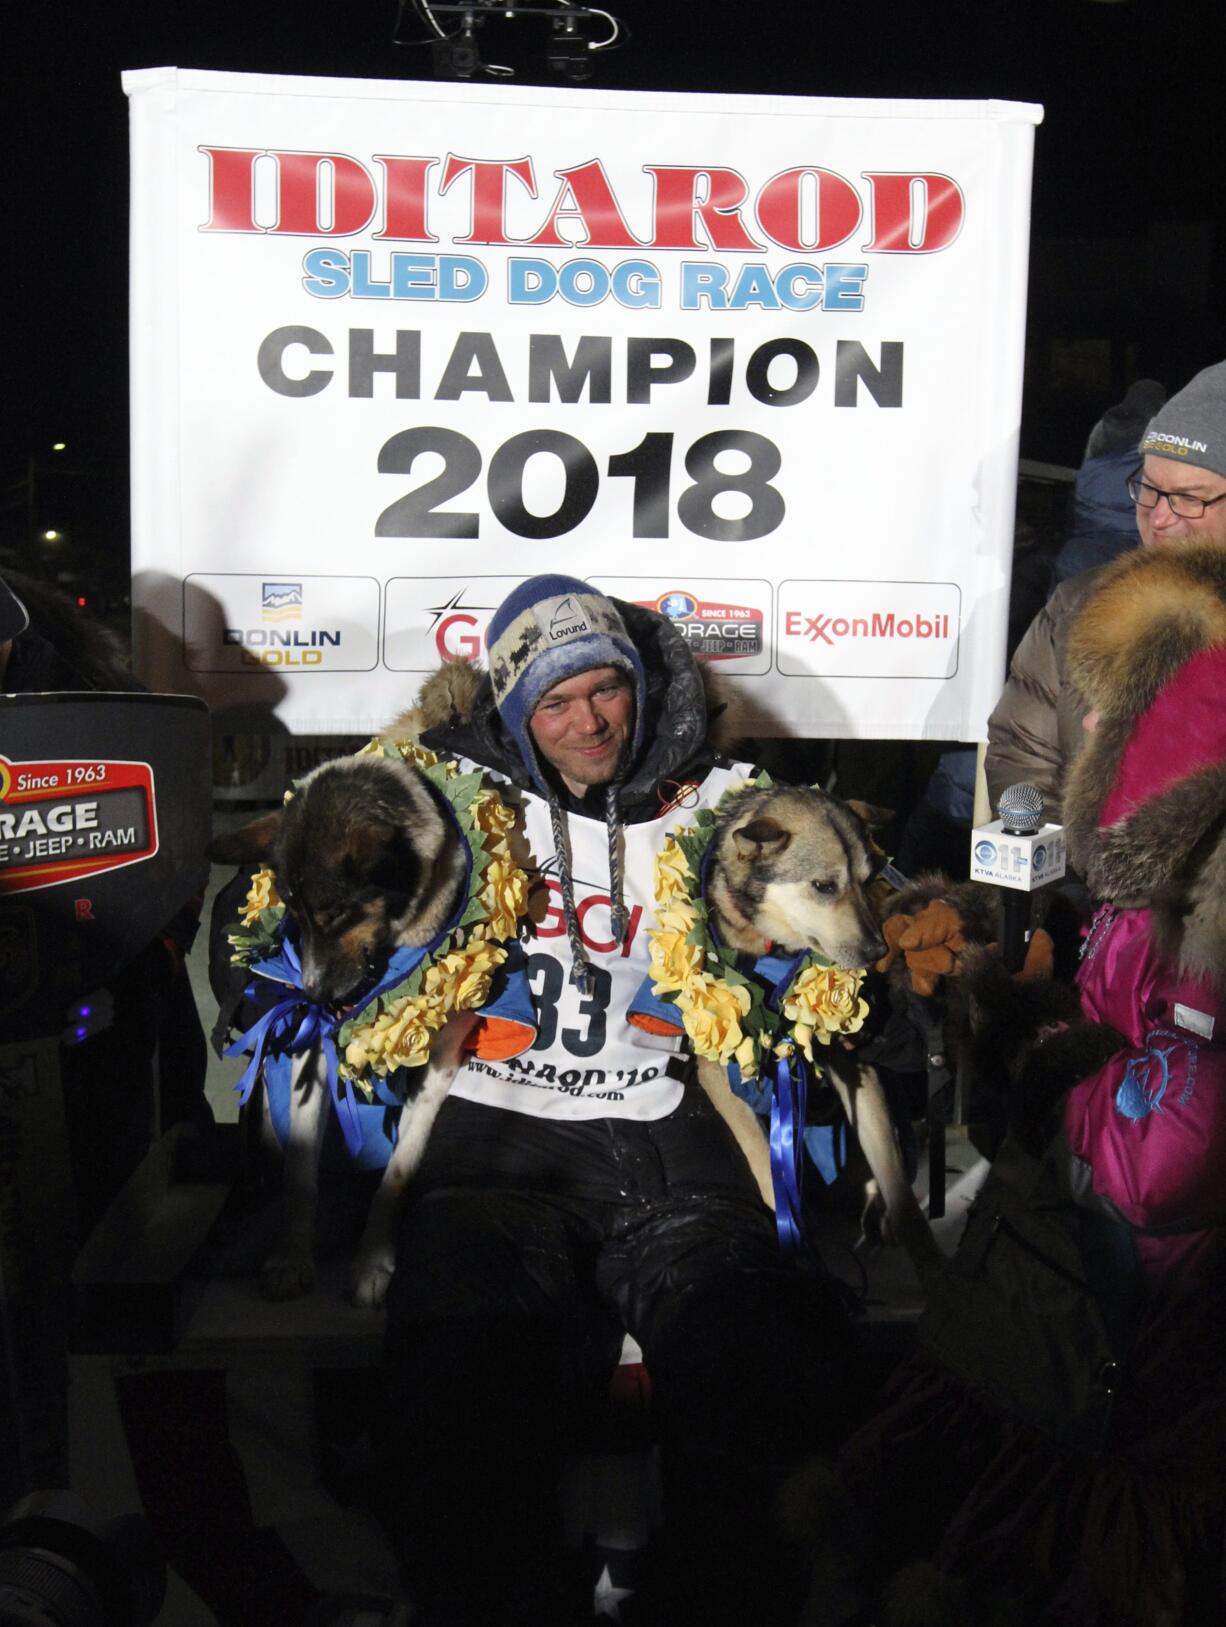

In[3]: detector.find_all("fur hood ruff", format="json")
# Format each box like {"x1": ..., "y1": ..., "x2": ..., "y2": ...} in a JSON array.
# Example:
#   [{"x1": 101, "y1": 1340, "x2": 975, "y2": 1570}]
[
  {"x1": 390, "y1": 599, "x2": 737, "y2": 812},
  {"x1": 1063, "y1": 540, "x2": 1226, "y2": 977}
]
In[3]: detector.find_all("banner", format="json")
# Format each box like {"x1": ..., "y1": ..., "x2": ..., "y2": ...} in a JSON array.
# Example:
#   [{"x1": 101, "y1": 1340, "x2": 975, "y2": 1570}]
[{"x1": 124, "y1": 68, "x2": 1041, "y2": 740}]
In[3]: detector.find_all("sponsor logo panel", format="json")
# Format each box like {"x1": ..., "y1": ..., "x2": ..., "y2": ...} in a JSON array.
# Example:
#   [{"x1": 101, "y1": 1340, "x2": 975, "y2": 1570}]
[
  {"x1": 183, "y1": 573, "x2": 380, "y2": 672},
  {"x1": 0, "y1": 756, "x2": 158, "y2": 893},
  {"x1": 383, "y1": 578, "x2": 523, "y2": 671},
  {"x1": 776, "y1": 579, "x2": 961, "y2": 679},
  {"x1": 261, "y1": 581, "x2": 303, "y2": 622},
  {"x1": 591, "y1": 577, "x2": 772, "y2": 674}
]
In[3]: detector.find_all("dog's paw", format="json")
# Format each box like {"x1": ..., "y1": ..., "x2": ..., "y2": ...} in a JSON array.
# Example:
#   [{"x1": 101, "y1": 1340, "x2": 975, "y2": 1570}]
[
  {"x1": 349, "y1": 1262, "x2": 394, "y2": 1309},
  {"x1": 259, "y1": 1252, "x2": 317, "y2": 1300},
  {"x1": 860, "y1": 1178, "x2": 888, "y2": 1246},
  {"x1": 861, "y1": 1184, "x2": 942, "y2": 1276}
]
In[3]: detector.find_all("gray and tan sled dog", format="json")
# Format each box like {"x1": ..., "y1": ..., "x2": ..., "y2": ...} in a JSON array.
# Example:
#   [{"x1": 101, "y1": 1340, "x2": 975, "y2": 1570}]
[
  {"x1": 695, "y1": 783, "x2": 940, "y2": 1279},
  {"x1": 213, "y1": 751, "x2": 475, "y2": 1307}
]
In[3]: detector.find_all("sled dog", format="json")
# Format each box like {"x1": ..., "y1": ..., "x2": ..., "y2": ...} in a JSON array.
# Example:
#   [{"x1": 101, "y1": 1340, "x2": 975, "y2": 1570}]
[
  {"x1": 697, "y1": 784, "x2": 939, "y2": 1276},
  {"x1": 213, "y1": 752, "x2": 472, "y2": 1307}
]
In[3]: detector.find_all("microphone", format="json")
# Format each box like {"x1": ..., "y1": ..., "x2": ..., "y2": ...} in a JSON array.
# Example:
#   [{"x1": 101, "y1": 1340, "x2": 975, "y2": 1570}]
[
  {"x1": 970, "y1": 781, "x2": 1066, "y2": 973},
  {"x1": 998, "y1": 785, "x2": 1043, "y2": 971},
  {"x1": 998, "y1": 782, "x2": 1044, "y2": 837}
]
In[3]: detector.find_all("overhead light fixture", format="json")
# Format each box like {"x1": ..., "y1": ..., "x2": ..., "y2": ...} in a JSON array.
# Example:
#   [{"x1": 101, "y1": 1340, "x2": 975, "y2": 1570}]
[
  {"x1": 397, "y1": 1, "x2": 626, "y2": 81},
  {"x1": 431, "y1": 12, "x2": 483, "y2": 78},
  {"x1": 547, "y1": 15, "x2": 593, "y2": 80}
]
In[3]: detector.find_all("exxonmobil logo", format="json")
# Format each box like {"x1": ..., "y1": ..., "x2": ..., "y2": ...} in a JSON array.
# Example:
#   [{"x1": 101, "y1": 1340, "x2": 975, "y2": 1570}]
[
  {"x1": 777, "y1": 579, "x2": 961, "y2": 679},
  {"x1": 785, "y1": 608, "x2": 951, "y2": 646}
]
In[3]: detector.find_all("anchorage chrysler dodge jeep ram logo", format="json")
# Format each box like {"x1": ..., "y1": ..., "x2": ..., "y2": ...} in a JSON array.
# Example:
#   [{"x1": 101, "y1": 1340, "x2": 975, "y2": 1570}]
[
  {"x1": 642, "y1": 591, "x2": 764, "y2": 659},
  {"x1": 0, "y1": 757, "x2": 157, "y2": 893}
]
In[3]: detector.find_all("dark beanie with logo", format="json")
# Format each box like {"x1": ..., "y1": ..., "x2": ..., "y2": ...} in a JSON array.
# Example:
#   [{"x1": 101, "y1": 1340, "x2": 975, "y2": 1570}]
[{"x1": 1140, "y1": 358, "x2": 1226, "y2": 479}]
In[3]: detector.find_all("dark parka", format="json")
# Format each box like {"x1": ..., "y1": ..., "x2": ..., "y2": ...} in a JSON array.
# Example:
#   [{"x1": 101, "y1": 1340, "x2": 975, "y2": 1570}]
[{"x1": 378, "y1": 599, "x2": 859, "y2": 1627}]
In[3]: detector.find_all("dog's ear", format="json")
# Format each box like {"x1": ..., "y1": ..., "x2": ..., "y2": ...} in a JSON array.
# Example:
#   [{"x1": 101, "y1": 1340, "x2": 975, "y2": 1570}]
[
  {"x1": 844, "y1": 799, "x2": 894, "y2": 832},
  {"x1": 209, "y1": 810, "x2": 283, "y2": 865},
  {"x1": 732, "y1": 816, "x2": 791, "y2": 859},
  {"x1": 343, "y1": 821, "x2": 419, "y2": 894}
]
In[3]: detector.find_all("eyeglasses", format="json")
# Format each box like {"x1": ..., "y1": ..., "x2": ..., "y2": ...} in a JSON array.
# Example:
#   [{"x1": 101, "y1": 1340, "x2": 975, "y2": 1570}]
[{"x1": 1126, "y1": 473, "x2": 1226, "y2": 520}]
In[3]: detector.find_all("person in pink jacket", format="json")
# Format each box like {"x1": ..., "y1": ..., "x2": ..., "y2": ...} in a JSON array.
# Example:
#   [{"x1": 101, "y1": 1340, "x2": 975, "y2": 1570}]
[
  {"x1": 809, "y1": 538, "x2": 1226, "y2": 1627},
  {"x1": 1061, "y1": 546, "x2": 1226, "y2": 1297}
]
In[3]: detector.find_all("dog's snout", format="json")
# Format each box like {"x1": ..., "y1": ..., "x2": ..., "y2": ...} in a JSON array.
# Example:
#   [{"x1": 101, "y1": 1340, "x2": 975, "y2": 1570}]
[
  {"x1": 824, "y1": 928, "x2": 885, "y2": 970},
  {"x1": 301, "y1": 966, "x2": 329, "y2": 1004},
  {"x1": 300, "y1": 945, "x2": 353, "y2": 1007}
]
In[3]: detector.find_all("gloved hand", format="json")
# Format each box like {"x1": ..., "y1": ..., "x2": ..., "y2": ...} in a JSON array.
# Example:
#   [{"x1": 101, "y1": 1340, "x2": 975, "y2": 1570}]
[
  {"x1": 876, "y1": 899, "x2": 969, "y2": 995},
  {"x1": 1015, "y1": 927, "x2": 1054, "y2": 983}
]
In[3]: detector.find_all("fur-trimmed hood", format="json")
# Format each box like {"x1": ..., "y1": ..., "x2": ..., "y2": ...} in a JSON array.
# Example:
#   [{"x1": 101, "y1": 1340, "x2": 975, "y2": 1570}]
[
  {"x1": 1063, "y1": 540, "x2": 1226, "y2": 976},
  {"x1": 394, "y1": 598, "x2": 738, "y2": 821}
]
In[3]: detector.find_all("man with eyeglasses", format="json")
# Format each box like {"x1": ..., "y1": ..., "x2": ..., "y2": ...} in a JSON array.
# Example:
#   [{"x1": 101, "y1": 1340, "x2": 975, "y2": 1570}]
[
  {"x1": 986, "y1": 358, "x2": 1226, "y2": 822},
  {"x1": 1127, "y1": 466, "x2": 1226, "y2": 544}
]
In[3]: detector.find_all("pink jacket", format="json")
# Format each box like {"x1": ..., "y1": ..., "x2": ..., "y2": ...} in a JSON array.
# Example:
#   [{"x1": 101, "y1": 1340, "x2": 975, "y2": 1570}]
[{"x1": 1066, "y1": 904, "x2": 1226, "y2": 1285}]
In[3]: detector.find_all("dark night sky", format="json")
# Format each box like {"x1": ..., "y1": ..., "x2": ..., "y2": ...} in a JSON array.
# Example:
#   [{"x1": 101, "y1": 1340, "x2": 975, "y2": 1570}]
[{"x1": 5, "y1": 0, "x2": 1222, "y2": 587}]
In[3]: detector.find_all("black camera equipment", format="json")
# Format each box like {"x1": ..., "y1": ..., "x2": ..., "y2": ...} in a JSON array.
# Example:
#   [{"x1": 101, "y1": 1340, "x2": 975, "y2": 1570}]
[
  {"x1": 395, "y1": 1, "x2": 626, "y2": 81},
  {"x1": 0, "y1": 1492, "x2": 165, "y2": 1627}
]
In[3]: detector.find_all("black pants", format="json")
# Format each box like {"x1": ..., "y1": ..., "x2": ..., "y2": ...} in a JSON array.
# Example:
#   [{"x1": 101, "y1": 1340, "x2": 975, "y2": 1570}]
[{"x1": 382, "y1": 1088, "x2": 860, "y2": 1625}]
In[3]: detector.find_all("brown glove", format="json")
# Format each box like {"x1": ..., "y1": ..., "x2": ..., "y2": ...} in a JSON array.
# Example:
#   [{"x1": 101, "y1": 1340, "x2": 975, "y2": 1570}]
[
  {"x1": 876, "y1": 899, "x2": 969, "y2": 996},
  {"x1": 1015, "y1": 927, "x2": 1054, "y2": 983}
]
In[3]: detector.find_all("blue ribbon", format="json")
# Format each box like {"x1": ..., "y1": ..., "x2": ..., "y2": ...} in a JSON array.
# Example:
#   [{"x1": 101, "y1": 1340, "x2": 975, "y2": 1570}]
[
  {"x1": 768, "y1": 1050, "x2": 809, "y2": 1258},
  {"x1": 696, "y1": 807, "x2": 871, "y2": 1256},
  {"x1": 803, "y1": 1121, "x2": 849, "y2": 1186},
  {"x1": 704, "y1": 871, "x2": 817, "y2": 1256},
  {"x1": 225, "y1": 930, "x2": 370, "y2": 1156}
]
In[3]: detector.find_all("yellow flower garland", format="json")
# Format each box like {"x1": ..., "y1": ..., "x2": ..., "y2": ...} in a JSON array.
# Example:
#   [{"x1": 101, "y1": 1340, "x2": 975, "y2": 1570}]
[
  {"x1": 228, "y1": 737, "x2": 530, "y2": 1096},
  {"x1": 647, "y1": 814, "x2": 870, "y2": 1080},
  {"x1": 239, "y1": 864, "x2": 280, "y2": 926}
]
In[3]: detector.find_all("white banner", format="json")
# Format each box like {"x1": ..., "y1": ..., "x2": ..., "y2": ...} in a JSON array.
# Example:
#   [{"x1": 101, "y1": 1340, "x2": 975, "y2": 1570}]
[{"x1": 124, "y1": 67, "x2": 1041, "y2": 740}]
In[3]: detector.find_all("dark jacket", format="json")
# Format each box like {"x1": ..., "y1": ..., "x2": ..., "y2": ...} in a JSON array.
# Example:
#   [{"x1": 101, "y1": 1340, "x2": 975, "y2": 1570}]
[
  {"x1": 1053, "y1": 445, "x2": 1141, "y2": 584},
  {"x1": 1, "y1": 569, "x2": 139, "y2": 695},
  {"x1": 418, "y1": 598, "x2": 730, "y2": 824}
]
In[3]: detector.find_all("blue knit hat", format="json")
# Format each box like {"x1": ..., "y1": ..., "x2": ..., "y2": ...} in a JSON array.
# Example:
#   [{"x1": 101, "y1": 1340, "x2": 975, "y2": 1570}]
[
  {"x1": 485, "y1": 574, "x2": 646, "y2": 792},
  {"x1": 485, "y1": 574, "x2": 646, "y2": 990}
]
